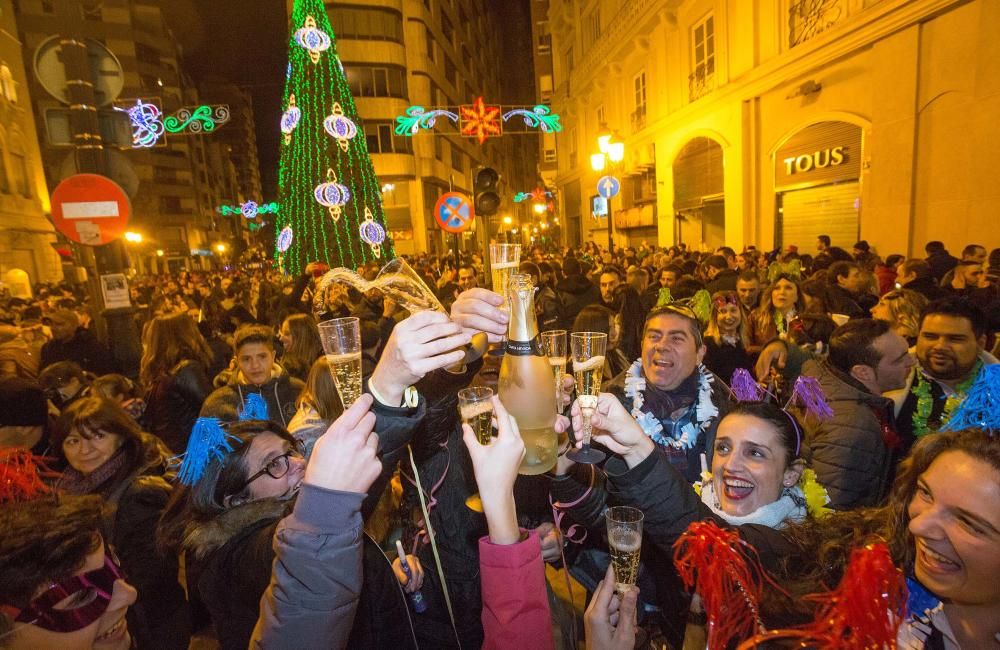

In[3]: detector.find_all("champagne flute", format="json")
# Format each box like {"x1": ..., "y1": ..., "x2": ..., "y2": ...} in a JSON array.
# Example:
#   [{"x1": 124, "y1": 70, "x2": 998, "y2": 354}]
[
  {"x1": 458, "y1": 386, "x2": 495, "y2": 512},
  {"x1": 605, "y1": 506, "x2": 643, "y2": 594},
  {"x1": 318, "y1": 317, "x2": 363, "y2": 407},
  {"x1": 567, "y1": 331, "x2": 607, "y2": 464},
  {"x1": 541, "y1": 329, "x2": 567, "y2": 411},
  {"x1": 489, "y1": 243, "x2": 521, "y2": 350}
]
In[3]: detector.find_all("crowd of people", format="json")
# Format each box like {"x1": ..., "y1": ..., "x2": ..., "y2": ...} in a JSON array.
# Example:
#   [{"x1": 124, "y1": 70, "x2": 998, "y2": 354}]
[{"x1": 0, "y1": 234, "x2": 998, "y2": 649}]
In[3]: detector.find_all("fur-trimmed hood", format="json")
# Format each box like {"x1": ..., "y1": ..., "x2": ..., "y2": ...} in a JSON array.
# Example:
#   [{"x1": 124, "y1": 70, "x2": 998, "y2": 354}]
[{"x1": 182, "y1": 497, "x2": 289, "y2": 560}]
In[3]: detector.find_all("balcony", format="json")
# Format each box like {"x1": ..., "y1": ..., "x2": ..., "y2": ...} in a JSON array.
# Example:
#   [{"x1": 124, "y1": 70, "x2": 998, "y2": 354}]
[{"x1": 688, "y1": 64, "x2": 715, "y2": 102}]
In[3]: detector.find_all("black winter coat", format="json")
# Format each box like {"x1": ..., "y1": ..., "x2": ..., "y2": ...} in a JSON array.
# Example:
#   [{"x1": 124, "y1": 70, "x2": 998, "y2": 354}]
[
  {"x1": 146, "y1": 360, "x2": 213, "y2": 453},
  {"x1": 200, "y1": 366, "x2": 305, "y2": 428},
  {"x1": 95, "y1": 434, "x2": 190, "y2": 650},
  {"x1": 556, "y1": 275, "x2": 600, "y2": 330},
  {"x1": 40, "y1": 327, "x2": 117, "y2": 375}
]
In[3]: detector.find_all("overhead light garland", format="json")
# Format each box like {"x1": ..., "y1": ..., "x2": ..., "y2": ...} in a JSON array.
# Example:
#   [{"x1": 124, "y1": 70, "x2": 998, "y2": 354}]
[
  {"x1": 394, "y1": 98, "x2": 562, "y2": 145},
  {"x1": 116, "y1": 99, "x2": 231, "y2": 147},
  {"x1": 216, "y1": 201, "x2": 280, "y2": 218}
]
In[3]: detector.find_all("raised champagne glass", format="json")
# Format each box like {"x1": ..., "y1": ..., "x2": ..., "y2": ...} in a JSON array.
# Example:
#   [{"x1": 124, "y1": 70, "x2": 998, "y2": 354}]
[
  {"x1": 317, "y1": 317, "x2": 362, "y2": 407},
  {"x1": 489, "y1": 243, "x2": 521, "y2": 349},
  {"x1": 541, "y1": 329, "x2": 567, "y2": 412},
  {"x1": 458, "y1": 386, "x2": 495, "y2": 512},
  {"x1": 567, "y1": 331, "x2": 607, "y2": 464},
  {"x1": 606, "y1": 506, "x2": 643, "y2": 594}
]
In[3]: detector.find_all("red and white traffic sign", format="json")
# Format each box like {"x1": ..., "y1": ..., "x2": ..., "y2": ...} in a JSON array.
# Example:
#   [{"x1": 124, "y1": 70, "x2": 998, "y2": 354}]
[{"x1": 50, "y1": 174, "x2": 132, "y2": 246}]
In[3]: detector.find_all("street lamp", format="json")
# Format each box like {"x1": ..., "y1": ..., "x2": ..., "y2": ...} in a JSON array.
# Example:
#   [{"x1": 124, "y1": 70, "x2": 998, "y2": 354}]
[
  {"x1": 591, "y1": 133, "x2": 625, "y2": 251},
  {"x1": 215, "y1": 243, "x2": 226, "y2": 253},
  {"x1": 124, "y1": 231, "x2": 143, "y2": 243},
  {"x1": 532, "y1": 203, "x2": 546, "y2": 215}
]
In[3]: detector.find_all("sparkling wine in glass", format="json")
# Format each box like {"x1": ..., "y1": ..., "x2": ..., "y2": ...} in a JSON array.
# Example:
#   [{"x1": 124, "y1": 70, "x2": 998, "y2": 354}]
[
  {"x1": 568, "y1": 331, "x2": 607, "y2": 464},
  {"x1": 318, "y1": 317, "x2": 362, "y2": 407},
  {"x1": 541, "y1": 329, "x2": 567, "y2": 411},
  {"x1": 606, "y1": 506, "x2": 643, "y2": 594},
  {"x1": 458, "y1": 386, "x2": 495, "y2": 511}
]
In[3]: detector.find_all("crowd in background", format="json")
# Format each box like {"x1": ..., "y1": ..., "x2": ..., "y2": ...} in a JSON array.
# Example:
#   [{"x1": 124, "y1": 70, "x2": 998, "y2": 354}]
[{"x1": 1, "y1": 235, "x2": 999, "y2": 650}]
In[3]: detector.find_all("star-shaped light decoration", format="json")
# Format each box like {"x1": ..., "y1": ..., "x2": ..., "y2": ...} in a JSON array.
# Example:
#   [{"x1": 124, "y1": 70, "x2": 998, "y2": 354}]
[{"x1": 459, "y1": 96, "x2": 502, "y2": 145}]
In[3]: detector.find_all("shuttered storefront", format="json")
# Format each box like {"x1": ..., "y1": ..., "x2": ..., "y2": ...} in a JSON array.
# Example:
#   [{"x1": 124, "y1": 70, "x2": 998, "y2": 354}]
[{"x1": 774, "y1": 122, "x2": 863, "y2": 250}]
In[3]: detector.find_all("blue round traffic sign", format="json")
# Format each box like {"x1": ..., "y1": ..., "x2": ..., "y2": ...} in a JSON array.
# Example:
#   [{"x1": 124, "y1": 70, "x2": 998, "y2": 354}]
[
  {"x1": 597, "y1": 176, "x2": 620, "y2": 199},
  {"x1": 434, "y1": 191, "x2": 475, "y2": 233}
]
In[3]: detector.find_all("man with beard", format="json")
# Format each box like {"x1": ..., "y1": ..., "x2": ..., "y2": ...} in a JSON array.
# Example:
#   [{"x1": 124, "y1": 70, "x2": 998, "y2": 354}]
[
  {"x1": 888, "y1": 297, "x2": 996, "y2": 456},
  {"x1": 602, "y1": 304, "x2": 730, "y2": 482}
]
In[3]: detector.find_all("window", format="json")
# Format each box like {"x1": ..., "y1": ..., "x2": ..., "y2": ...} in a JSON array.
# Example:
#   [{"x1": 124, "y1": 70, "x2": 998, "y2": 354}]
[
  {"x1": 8, "y1": 134, "x2": 29, "y2": 198},
  {"x1": 567, "y1": 127, "x2": 577, "y2": 169},
  {"x1": 0, "y1": 65, "x2": 16, "y2": 103},
  {"x1": 441, "y1": 14, "x2": 454, "y2": 44},
  {"x1": 445, "y1": 58, "x2": 458, "y2": 88},
  {"x1": 451, "y1": 147, "x2": 464, "y2": 173},
  {"x1": 585, "y1": 9, "x2": 601, "y2": 50},
  {"x1": 329, "y1": 7, "x2": 404, "y2": 42},
  {"x1": 539, "y1": 74, "x2": 553, "y2": 103},
  {"x1": 425, "y1": 26, "x2": 436, "y2": 63},
  {"x1": 565, "y1": 47, "x2": 574, "y2": 75},
  {"x1": 690, "y1": 13, "x2": 716, "y2": 100},
  {"x1": 692, "y1": 14, "x2": 715, "y2": 78},
  {"x1": 537, "y1": 33, "x2": 551, "y2": 55},
  {"x1": 134, "y1": 43, "x2": 161, "y2": 65},
  {"x1": 365, "y1": 122, "x2": 413, "y2": 155},
  {"x1": 0, "y1": 133, "x2": 9, "y2": 193},
  {"x1": 41, "y1": 0, "x2": 54, "y2": 13},
  {"x1": 596, "y1": 105, "x2": 605, "y2": 130},
  {"x1": 159, "y1": 196, "x2": 182, "y2": 213},
  {"x1": 633, "y1": 71, "x2": 646, "y2": 113},
  {"x1": 82, "y1": 4, "x2": 101, "y2": 20},
  {"x1": 345, "y1": 65, "x2": 407, "y2": 98}
]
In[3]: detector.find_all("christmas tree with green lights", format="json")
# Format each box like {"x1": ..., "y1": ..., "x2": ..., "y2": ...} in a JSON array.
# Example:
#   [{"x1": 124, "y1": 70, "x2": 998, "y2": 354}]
[{"x1": 275, "y1": 0, "x2": 394, "y2": 273}]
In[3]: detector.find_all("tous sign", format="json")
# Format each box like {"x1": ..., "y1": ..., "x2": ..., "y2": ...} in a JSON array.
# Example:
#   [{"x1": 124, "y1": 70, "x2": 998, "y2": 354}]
[{"x1": 783, "y1": 146, "x2": 846, "y2": 175}]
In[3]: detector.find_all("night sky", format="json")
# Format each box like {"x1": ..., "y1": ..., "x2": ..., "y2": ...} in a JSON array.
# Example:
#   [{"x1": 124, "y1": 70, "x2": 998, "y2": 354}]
[{"x1": 170, "y1": 0, "x2": 532, "y2": 198}]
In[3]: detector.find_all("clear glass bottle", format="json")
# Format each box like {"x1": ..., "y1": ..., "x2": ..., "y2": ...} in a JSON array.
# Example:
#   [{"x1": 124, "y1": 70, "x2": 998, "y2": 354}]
[{"x1": 499, "y1": 273, "x2": 558, "y2": 474}]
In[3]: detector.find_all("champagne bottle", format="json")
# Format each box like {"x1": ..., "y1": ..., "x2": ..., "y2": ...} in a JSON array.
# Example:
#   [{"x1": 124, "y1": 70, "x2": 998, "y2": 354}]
[{"x1": 499, "y1": 273, "x2": 558, "y2": 475}]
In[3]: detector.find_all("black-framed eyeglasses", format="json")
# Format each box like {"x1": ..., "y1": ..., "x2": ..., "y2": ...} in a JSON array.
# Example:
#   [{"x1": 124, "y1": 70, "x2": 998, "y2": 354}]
[{"x1": 239, "y1": 448, "x2": 301, "y2": 491}]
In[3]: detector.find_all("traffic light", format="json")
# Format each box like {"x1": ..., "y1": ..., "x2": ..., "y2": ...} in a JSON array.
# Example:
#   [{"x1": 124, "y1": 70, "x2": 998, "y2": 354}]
[{"x1": 474, "y1": 167, "x2": 500, "y2": 217}]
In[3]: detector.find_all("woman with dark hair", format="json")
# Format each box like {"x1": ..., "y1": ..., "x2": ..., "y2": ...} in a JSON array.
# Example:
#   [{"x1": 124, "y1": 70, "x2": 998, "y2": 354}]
[
  {"x1": 567, "y1": 393, "x2": 1000, "y2": 648},
  {"x1": 52, "y1": 395, "x2": 191, "y2": 650},
  {"x1": 0, "y1": 495, "x2": 138, "y2": 649},
  {"x1": 37, "y1": 360, "x2": 90, "y2": 410},
  {"x1": 277, "y1": 313, "x2": 323, "y2": 382},
  {"x1": 749, "y1": 274, "x2": 805, "y2": 352},
  {"x1": 141, "y1": 312, "x2": 215, "y2": 452}
]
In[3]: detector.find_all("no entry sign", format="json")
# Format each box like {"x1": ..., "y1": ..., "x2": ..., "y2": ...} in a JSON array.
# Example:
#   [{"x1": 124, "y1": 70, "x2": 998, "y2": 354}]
[
  {"x1": 434, "y1": 191, "x2": 474, "y2": 233},
  {"x1": 51, "y1": 174, "x2": 132, "y2": 246}
]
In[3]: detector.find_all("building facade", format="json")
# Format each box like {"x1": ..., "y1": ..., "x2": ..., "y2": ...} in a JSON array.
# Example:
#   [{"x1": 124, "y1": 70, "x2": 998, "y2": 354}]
[
  {"x1": 326, "y1": 0, "x2": 535, "y2": 256},
  {"x1": 546, "y1": 0, "x2": 999, "y2": 256},
  {"x1": 0, "y1": 0, "x2": 61, "y2": 290},
  {"x1": 13, "y1": 0, "x2": 253, "y2": 276}
]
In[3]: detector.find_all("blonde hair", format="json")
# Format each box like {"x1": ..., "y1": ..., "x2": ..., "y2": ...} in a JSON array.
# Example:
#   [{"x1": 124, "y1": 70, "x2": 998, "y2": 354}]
[{"x1": 704, "y1": 290, "x2": 750, "y2": 348}]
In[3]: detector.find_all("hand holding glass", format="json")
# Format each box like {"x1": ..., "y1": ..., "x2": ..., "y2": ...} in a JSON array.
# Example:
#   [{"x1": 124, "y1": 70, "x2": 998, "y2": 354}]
[
  {"x1": 318, "y1": 317, "x2": 362, "y2": 407},
  {"x1": 605, "y1": 506, "x2": 643, "y2": 594},
  {"x1": 568, "y1": 332, "x2": 607, "y2": 464}
]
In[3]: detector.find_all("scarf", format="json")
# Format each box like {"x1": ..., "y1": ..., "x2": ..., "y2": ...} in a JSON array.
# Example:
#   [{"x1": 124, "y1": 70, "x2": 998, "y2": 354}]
[
  {"x1": 57, "y1": 446, "x2": 130, "y2": 495},
  {"x1": 700, "y1": 480, "x2": 807, "y2": 529},
  {"x1": 624, "y1": 360, "x2": 719, "y2": 450}
]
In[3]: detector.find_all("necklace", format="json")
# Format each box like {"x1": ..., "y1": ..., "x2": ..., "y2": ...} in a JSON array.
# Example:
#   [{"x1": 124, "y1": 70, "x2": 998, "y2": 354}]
[
  {"x1": 911, "y1": 361, "x2": 982, "y2": 437},
  {"x1": 623, "y1": 360, "x2": 718, "y2": 449}
]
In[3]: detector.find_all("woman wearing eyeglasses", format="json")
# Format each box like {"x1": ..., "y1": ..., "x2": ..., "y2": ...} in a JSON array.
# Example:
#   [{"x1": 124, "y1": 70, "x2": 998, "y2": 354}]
[
  {"x1": 0, "y1": 495, "x2": 138, "y2": 649},
  {"x1": 52, "y1": 395, "x2": 190, "y2": 650},
  {"x1": 155, "y1": 419, "x2": 310, "y2": 650}
]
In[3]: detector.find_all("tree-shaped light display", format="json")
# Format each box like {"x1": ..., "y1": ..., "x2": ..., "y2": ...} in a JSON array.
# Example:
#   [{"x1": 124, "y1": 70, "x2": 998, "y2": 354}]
[{"x1": 275, "y1": 0, "x2": 394, "y2": 273}]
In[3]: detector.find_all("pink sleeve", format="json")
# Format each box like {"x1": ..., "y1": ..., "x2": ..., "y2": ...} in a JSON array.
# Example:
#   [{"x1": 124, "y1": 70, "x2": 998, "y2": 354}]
[{"x1": 478, "y1": 530, "x2": 555, "y2": 650}]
